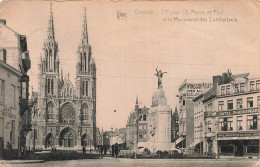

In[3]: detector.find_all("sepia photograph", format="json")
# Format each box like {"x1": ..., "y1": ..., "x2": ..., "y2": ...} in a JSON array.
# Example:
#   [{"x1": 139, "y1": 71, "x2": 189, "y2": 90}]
[{"x1": 0, "y1": 0, "x2": 259, "y2": 166}]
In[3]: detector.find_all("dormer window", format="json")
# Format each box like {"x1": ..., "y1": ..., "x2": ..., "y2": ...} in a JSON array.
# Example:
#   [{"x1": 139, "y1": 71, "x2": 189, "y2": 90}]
[
  {"x1": 0, "y1": 48, "x2": 6, "y2": 63},
  {"x1": 221, "y1": 86, "x2": 225, "y2": 95},
  {"x1": 235, "y1": 84, "x2": 239, "y2": 93},
  {"x1": 240, "y1": 83, "x2": 245, "y2": 92},
  {"x1": 226, "y1": 85, "x2": 230, "y2": 94},
  {"x1": 250, "y1": 81, "x2": 255, "y2": 91},
  {"x1": 256, "y1": 80, "x2": 260, "y2": 90}
]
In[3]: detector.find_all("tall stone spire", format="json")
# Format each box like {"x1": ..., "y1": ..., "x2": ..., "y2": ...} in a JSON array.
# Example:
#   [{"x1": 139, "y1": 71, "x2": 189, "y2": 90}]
[
  {"x1": 81, "y1": 7, "x2": 88, "y2": 45},
  {"x1": 47, "y1": 2, "x2": 55, "y2": 41},
  {"x1": 43, "y1": 2, "x2": 59, "y2": 73}
]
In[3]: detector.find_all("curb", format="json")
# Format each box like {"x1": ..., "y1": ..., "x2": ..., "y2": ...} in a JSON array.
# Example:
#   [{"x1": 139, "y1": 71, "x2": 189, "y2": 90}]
[{"x1": 0, "y1": 160, "x2": 45, "y2": 164}]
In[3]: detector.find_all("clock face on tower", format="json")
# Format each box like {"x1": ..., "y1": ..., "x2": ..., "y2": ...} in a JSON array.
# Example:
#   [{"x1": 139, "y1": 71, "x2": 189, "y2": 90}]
[{"x1": 60, "y1": 103, "x2": 76, "y2": 124}]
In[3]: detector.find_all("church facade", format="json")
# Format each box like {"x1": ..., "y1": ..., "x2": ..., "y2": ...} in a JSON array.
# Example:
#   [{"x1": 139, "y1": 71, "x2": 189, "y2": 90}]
[{"x1": 30, "y1": 4, "x2": 96, "y2": 150}]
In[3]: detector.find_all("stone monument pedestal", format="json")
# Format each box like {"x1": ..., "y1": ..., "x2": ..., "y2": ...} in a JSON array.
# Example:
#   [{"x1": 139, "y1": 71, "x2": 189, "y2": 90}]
[{"x1": 148, "y1": 88, "x2": 173, "y2": 151}]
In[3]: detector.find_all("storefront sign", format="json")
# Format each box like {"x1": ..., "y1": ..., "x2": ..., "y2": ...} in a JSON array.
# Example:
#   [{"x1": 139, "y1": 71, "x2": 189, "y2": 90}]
[
  {"x1": 184, "y1": 82, "x2": 213, "y2": 100},
  {"x1": 217, "y1": 132, "x2": 259, "y2": 138},
  {"x1": 187, "y1": 83, "x2": 213, "y2": 89},
  {"x1": 216, "y1": 107, "x2": 259, "y2": 117}
]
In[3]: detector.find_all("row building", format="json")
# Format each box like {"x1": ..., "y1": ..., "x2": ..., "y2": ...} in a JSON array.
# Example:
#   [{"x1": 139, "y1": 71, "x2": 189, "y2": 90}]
[
  {"x1": 0, "y1": 19, "x2": 31, "y2": 158},
  {"x1": 176, "y1": 79, "x2": 213, "y2": 151},
  {"x1": 192, "y1": 70, "x2": 259, "y2": 158}
]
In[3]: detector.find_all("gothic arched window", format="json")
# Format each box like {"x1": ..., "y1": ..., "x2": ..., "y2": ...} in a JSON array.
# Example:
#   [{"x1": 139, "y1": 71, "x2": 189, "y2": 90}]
[
  {"x1": 81, "y1": 80, "x2": 88, "y2": 96},
  {"x1": 84, "y1": 52, "x2": 87, "y2": 72},
  {"x1": 82, "y1": 105, "x2": 88, "y2": 121},
  {"x1": 51, "y1": 79, "x2": 54, "y2": 95},
  {"x1": 47, "y1": 78, "x2": 51, "y2": 94},
  {"x1": 82, "y1": 81, "x2": 85, "y2": 96},
  {"x1": 49, "y1": 49, "x2": 52, "y2": 70},
  {"x1": 47, "y1": 102, "x2": 54, "y2": 120},
  {"x1": 85, "y1": 81, "x2": 88, "y2": 96}
]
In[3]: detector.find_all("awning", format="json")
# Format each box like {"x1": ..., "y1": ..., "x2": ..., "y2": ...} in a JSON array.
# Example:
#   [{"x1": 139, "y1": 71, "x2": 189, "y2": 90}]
[
  {"x1": 175, "y1": 137, "x2": 185, "y2": 145},
  {"x1": 188, "y1": 140, "x2": 201, "y2": 148}
]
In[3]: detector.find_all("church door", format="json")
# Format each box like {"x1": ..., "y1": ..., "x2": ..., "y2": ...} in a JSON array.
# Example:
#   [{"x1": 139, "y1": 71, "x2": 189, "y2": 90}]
[{"x1": 59, "y1": 127, "x2": 76, "y2": 148}]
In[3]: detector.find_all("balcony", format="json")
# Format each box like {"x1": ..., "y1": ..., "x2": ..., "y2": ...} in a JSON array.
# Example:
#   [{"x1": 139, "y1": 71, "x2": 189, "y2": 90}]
[
  {"x1": 19, "y1": 98, "x2": 29, "y2": 115},
  {"x1": 23, "y1": 123, "x2": 32, "y2": 131},
  {"x1": 22, "y1": 109, "x2": 32, "y2": 132},
  {"x1": 205, "y1": 132, "x2": 216, "y2": 138}
]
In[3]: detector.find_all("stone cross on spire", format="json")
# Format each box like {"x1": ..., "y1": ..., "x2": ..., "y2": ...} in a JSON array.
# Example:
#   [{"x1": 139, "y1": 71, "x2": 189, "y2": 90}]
[
  {"x1": 81, "y1": 7, "x2": 88, "y2": 45},
  {"x1": 47, "y1": 2, "x2": 55, "y2": 40}
]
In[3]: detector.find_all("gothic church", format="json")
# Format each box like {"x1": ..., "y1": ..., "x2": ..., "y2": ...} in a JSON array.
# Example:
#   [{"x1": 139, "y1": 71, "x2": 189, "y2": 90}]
[{"x1": 32, "y1": 4, "x2": 96, "y2": 149}]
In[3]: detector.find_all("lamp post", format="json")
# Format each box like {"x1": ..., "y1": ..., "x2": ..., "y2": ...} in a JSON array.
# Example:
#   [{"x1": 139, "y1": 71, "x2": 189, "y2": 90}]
[
  {"x1": 33, "y1": 123, "x2": 36, "y2": 152},
  {"x1": 200, "y1": 122, "x2": 202, "y2": 156},
  {"x1": 133, "y1": 117, "x2": 139, "y2": 159}
]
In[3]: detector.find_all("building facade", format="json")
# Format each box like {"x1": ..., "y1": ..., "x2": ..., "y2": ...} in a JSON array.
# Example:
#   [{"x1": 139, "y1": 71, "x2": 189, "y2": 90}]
[
  {"x1": 31, "y1": 5, "x2": 96, "y2": 149},
  {"x1": 191, "y1": 70, "x2": 260, "y2": 158},
  {"x1": 0, "y1": 19, "x2": 31, "y2": 157},
  {"x1": 177, "y1": 80, "x2": 212, "y2": 150},
  {"x1": 171, "y1": 107, "x2": 179, "y2": 143},
  {"x1": 126, "y1": 98, "x2": 149, "y2": 151},
  {"x1": 215, "y1": 73, "x2": 260, "y2": 157}
]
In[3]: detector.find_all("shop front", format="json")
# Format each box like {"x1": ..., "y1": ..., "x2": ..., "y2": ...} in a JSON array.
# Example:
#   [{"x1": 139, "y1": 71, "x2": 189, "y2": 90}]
[{"x1": 217, "y1": 131, "x2": 259, "y2": 157}]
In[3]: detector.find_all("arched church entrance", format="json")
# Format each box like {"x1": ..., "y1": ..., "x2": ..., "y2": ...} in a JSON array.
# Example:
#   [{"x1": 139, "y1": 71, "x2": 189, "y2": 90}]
[
  {"x1": 45, "y1": 133, "x2": 54, "y2": 148},
  {"x1": 59, "y1": 127, "x2": 77, "y2": 147}
]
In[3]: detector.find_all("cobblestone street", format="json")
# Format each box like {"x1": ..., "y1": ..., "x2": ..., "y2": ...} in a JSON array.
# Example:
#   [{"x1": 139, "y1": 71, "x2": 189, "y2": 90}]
[{"x1": 2, "y1": 158, "x2": 258, "y2": 167}]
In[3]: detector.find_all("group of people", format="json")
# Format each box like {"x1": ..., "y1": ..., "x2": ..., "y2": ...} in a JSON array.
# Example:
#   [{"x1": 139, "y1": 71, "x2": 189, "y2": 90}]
[
  {"x1": 99, "y1": 145, "x2": 108, "y2": 155},
  {"x1": 111, "y1": 143, "x2": 119, "y2": 158},
  {"x1": 82, "y1": 143, "x2": 120, "y2": 158},
  {"x1": 100, "y1": 143, "x2": 120, "y2": 158}
]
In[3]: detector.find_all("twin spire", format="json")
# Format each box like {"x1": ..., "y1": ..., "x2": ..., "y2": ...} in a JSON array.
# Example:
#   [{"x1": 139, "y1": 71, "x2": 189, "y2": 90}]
[
  {"x1": 46, "y1": 3, "x2": 88, "y2": 44},
  {"x1": 47, "y1": 2, "x2": 55, "y2": 40},
  {"x1": 81, "y1": 7, "x2": 89, "y2": 45}
]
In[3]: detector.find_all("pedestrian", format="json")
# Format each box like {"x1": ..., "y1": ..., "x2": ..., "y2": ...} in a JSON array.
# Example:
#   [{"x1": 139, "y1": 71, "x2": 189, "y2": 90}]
[
  {"x1": 115, "y1": 143, "x2": 119, "y2": 158},
  {"x1": 6, "y1": 142, "x2": 12, "y2": 160},
  {"x1": 111, "y1": 145, "x2": 115, "y2": 157},
  {"x1": 101, "y1": 146, "x2": 103, "y2": 156},
  {"x1": 104, "y1": 146, "x2": 107, "y2": 155},
  {"x1": 82, "y1": 146, "x2": 86, "y2": 155}
]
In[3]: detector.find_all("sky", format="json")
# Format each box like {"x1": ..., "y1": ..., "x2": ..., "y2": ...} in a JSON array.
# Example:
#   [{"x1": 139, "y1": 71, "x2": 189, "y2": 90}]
[{"x1": 0, "y1": 0, "x2": 260, "y2": 131}]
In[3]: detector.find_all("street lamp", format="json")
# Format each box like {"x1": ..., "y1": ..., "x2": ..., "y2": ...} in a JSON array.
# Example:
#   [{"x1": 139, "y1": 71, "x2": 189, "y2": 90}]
[
  {"x1": 133, "y1": 115, "x2": 139, "y2": 159},
  {"x1": 200, "y1": 122, "x2": 202, "y2": 156}
]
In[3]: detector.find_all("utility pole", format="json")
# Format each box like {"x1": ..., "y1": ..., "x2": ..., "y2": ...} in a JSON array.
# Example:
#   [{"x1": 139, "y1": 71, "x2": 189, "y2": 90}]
[
  {"x1": 33, "y1": 125, "x2": 36, "y2": 152},
  {"x1": 200, "y1": 122, "x2": 202, "y2": 156}
]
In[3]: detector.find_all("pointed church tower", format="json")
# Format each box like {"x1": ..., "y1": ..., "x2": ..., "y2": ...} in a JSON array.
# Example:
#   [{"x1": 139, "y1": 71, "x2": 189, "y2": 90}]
[
  {"x1": 43, "y1": 2, "x2": 59, "y2": 73},
  {"x1": 38, "y1": 2, "x2": 60, "y2": 98},
  {"x1": 75, "y1": 8, "x2": 97, "y2": 148}
]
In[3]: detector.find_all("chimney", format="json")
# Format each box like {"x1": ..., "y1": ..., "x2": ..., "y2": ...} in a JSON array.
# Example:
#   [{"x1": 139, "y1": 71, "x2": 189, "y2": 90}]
[
  {"x1": 222, "y1": 72, "x2": 229, "y2": 84},
  {"x1": 213, "y1": 75, "x2": 222, "y2": 88},
  {"x1": 0, "y1": 19, "x2": 6, "y2": 25}
]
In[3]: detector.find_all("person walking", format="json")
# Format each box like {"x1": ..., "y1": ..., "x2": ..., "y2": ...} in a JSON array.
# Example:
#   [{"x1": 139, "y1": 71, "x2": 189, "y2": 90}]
[
  {"x1": 111, "y1": 145, "x2": 115, "y2": 157},
  {"x1": 6, "y1": 142, "x2": 12, "y2": 160},
  {"x1": 82, "y1": 146, "x2": 86, "y2": 155},
  {"x1": 104, "y1": 146, "x2": 107, "y2": 155},
  {"x1": 115, "y1": 143, "x2": 119, "y2": 158}
]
